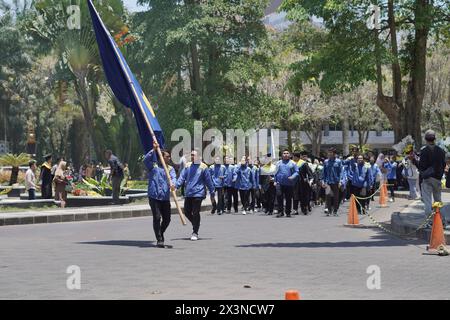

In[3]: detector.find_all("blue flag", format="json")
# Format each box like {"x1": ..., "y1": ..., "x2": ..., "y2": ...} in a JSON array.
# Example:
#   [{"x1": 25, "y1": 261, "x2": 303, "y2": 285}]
[{"x1": 87, "y1": 0, "x2": 164, "y2": 153}]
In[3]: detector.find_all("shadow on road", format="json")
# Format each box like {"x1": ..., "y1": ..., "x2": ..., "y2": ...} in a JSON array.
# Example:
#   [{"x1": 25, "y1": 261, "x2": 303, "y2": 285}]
[
  {"x1": 236, "y1": 231, "x2": 427, "y2": 249},
  {"x1": 78, "y1": 240, "x2": 155, "y2": 248}
]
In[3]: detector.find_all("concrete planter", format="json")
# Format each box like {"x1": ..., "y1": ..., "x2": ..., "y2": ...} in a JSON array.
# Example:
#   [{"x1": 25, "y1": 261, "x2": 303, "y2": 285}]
[{"x1": 0, "y1": 186, "x2": 25, "y2": 198}]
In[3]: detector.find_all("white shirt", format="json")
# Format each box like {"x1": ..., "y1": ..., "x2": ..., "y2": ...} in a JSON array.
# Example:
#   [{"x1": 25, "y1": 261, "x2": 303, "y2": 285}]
[{"x1": 25, "y1": 168, "x2": 36, "y2": 191}]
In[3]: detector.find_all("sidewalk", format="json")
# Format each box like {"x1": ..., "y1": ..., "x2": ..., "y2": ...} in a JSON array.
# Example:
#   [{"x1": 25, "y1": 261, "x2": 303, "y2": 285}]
[
  {"x1": 0, "y1": 197, "x2": 213, "y2": 227},
  {"x1": 390, "y1": 192, "x2": 450, "y2": 243}
]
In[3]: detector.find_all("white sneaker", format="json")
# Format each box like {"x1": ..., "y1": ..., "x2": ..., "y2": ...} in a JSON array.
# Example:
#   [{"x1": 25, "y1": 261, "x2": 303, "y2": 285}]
[
  {"x1": 190, "y1": 233, "x2": 198, "y2": 241},
  {"x1": 242, "y1": 210, "x2": 247, "y2": 215}
]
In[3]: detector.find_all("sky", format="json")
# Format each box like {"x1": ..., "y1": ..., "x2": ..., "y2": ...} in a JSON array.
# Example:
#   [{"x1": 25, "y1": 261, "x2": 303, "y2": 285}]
[{"x1": 122, "y1": 0, "x2": 147, "y2": 12}]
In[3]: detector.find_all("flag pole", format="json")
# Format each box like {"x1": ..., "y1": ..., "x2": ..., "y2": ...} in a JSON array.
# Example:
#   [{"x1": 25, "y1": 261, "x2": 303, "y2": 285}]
[
  {"x1": 127, "y1": 79, "x2": 186, "y2": 226},
  {"x1": 91, "y1": 2, "x2": 186, "y2": 225}
]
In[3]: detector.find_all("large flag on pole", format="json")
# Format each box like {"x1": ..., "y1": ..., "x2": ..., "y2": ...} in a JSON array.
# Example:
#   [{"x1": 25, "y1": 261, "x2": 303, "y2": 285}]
[{"x1": 87, "y1": 0, "x2": 164, "y2": 153}]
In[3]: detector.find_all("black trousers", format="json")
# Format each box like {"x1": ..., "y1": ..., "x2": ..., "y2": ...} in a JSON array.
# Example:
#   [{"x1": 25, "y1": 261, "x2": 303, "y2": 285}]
[
  {"x1": 41, "y1": 182, "x2": 52, "y2": 199},
  {"x1": 350, "y1": 185, "x2": 364, "y2": 214},
  {"x1": 261, "y1": 185, "x2": 276, "y2": 213},
  {"x1": 277, "y1": 185, "x2": 294, "y2": 215},
  {"x1": 239, "y1": 189, "x2": 250, "y2": 211},
  {"x1": 387, "y1": 179, "x2": 396, "y2": 198},
  {"x1": 299, "y1": 182, "x2": 312, "y2": 213},
  {"x1": 249, "y1": 189, "x2": 260, "y2": 210},
  {"x1": 184, "y1": 197, "x2": 203, "y2": 234},
  {"x1": 28, "y1": 189, "x2": 36, "y2": 200},
  {"x1": 325, "y1": 184, "x2": 340, "y2": 213},
  {"x1": 225, "y1": 187, "x2": 239, "y2": 212},
  {"x1": 149, "y1": 198, "x2": 171, "y2": 241},
  {"x1": 212, "y1": 187, "x2": 225, "y2": 213}
]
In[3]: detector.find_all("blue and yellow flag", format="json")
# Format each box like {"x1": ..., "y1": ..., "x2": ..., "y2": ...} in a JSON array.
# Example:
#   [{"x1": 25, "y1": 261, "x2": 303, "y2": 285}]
[{"x1": 88, "y1": 0, "x2": 164, "y2": 153}]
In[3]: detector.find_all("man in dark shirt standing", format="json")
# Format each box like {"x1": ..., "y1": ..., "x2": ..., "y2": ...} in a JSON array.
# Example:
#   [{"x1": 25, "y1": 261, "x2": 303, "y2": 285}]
[
  {"x1": 105, "y1": 150, "x2": 124, "y2": 204},
  {"x1": 418, "y1": 130, "x2": 446, "y2": 226}
]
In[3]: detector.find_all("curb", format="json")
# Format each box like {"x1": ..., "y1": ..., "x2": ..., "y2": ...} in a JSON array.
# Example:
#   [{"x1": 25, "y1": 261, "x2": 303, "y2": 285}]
[
  {"x1": 0, "y1": 203, "x2": 213, "y2": 227},
  {"x1": 390, "y1": 211, "x2": 450, "y2": 243}
]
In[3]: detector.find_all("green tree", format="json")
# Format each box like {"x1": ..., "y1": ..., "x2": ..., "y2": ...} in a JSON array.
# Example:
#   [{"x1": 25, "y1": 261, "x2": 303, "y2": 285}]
[
  {"x1": 131, "y1": 0, "x2": 276, "y2": 145},
  {"x1": 281, "y1": 0, "x2": 450, "y2": 146}
]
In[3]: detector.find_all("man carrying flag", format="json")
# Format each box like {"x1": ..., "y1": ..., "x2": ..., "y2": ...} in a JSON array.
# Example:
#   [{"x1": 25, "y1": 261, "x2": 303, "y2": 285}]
[
  {"x1": 144, "y1": 141, "x2": 176, "y2": 248},
  {"x1": 88, "y1": 0, "x2": 185, "y2": 227}
]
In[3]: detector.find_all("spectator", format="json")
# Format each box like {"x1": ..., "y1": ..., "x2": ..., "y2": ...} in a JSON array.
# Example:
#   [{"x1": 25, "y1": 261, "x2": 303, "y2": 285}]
[
  {"x1": 95, "y1": 162, "x2": 104, "y2": 181},
  {"x1": 53, "y1": 161, "x2": 68, "y2": 208},
  {"x1": 418, "y1": 130, "x2": 446, "y2": 227},
  {"x1": 25, "y1": 160, "x2": 37, "y2": 200},
  {"x1": 402, "y1": 151, "x2": 420, "y2": 200},
  {"x1": 384, "y1": 155, "x2": 398, "y2": 202},
  {"x1": 105, "y1": 150, "x2": 124, "y2": 204}
]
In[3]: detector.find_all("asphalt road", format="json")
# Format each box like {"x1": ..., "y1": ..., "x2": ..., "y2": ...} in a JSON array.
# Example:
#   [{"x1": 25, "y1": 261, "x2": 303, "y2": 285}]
[{"x1": 0, "y1": 199, "x2": 448, "y2": 300}]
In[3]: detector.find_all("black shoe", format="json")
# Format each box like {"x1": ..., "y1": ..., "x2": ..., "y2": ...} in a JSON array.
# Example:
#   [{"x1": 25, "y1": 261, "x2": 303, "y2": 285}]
[
  {"x1": 286, "y1": 214, "x2": 292, "y2": 218},
  {"x1": 268, "y1": 212, "x2": 273, "y2": 215},
  {"x1": 276, "y1": 213, "x2": 284, "y2": 218},
  {"x1": 156, "y1": 240, "x2": 165, "y2": 248},
  {"x1": 211, "y1": 210, "x2": 216, "y2": 214}
]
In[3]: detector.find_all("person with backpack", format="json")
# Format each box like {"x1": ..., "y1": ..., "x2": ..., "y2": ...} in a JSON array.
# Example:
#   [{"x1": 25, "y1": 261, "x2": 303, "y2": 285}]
[
  {"x1": 402, "y1": 151, "x2": 420, "y2": 200},
  {"x1": 418, "y1": 130, "x2": 446, "y2": 227}
]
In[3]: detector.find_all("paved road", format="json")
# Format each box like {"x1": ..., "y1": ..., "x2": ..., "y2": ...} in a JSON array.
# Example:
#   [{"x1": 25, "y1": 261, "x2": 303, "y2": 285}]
[{"x1": 0, "y1": 199, "x2": 448, "y2": 300}]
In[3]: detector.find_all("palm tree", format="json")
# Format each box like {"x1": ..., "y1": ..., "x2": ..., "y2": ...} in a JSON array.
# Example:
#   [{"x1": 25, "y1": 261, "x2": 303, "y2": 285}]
[{"x1": 0, "y1": 153, "x2": 31, "y2": 185}]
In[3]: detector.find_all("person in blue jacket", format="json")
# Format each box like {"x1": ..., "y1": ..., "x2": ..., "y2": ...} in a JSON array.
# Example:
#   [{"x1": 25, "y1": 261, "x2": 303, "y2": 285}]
[
  {"x1": 322, "y1": 147, "x2": 343, "y2": 216},
  {"x1": 368, "y1": 156, "x2": 381, "y2": 208},
  {"x1": 274, "y1": 150, "x2": 299, "y2": 218},
  {"x1": 176, "y1": 149, "x2": 215, "y2": 241},
  {"x1": 248, "y1": 157, "x2": 260, "y2": 213},
  {"x1": 224, "y1": 156, "x2": 238, "y2": 213},
  {"x1": 384, "y1": 155, "x2": 398, "y2": 202},
  {"x1": 210, "y1": 156, "x2": 226, "y2": 215},
  {"x1": 348, "y1": 155, "x2": 370, "y2": 214},
  {"x1": 143, "y1": 141, "x2": 177, "y2": 248},
  {"x1": 233, "y1": 156, "x2": 254, "y2": 215}
]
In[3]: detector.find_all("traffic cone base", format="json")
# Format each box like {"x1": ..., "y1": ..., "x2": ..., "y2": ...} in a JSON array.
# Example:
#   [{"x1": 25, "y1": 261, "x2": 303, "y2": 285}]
[
  {"x1": 344, "y1": 195, "x2": 361, "y2": 227},
  {"x1": 285, "y1": 290, "x2": 300, "y2": 300},
  {"x1": 378, "y1": 183, "x2": 388, "y2": 207},
  {"x1": 428, "y1": 209, "x2": 447, "y2": 251}
]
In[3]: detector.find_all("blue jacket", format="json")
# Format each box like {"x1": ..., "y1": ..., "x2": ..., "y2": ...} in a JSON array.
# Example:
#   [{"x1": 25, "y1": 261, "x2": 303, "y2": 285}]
[
  {"x1": 143, "y1": 150, "x2": 176, "y2": 201},
  {"x1": 322, "y1": 158, "x2": 343, "y2": 185},
  {"x1": 275, "y1": 160, "x2": 299, "y2": 186},
  {"x1": 223, "y1": 164, "x2": 235, "y2": 188},
  {"x1": 249, "y1": 165, "x2": 260, "y2": 189},
  {"x1": 233, "y1": 164, "x2": 254, "y2": 190},
  {"x1": 350, "y1": 163, "x2": 370, "y2": 188},
  {"x1": 385, "y1": 161, "x2": 397, "y2": 180},
  {"x1": 368, "y1": 164, "x2": 381, "y2": 187},
  {"x1": 176, "y1": 162, "x2": 215, "y2": 198},
  {"x1": 210, "y1": 164, "x2": 226, "y2": 188}
]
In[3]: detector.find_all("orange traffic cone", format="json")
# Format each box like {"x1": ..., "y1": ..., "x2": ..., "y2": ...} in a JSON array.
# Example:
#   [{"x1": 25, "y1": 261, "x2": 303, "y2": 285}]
[
  {"x1": 285, "y1": 290, "x2": 300, "y2": 300},
  {"x1": 378, "y1": 183, "x2": 387, "y2": 207},
  {"x1": 428, "y1": 206, "x2": 447, "y2": 251},
  {"x1": 344, "y1": 195, "x2": 361, "y2": 227}
]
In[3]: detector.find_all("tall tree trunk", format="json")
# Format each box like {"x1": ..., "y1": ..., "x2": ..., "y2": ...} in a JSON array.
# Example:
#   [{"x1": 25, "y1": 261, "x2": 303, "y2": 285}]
[
  {"x1": 75, "y1": 79, "x2": 103, "y2": 162},
  {"x1": 9, "y1": 166, "x2": 19, "y2": 185},
  {"x1": 342, "y1": 116, "x2": 349, "y2": 156},
  {"x1": 403, "y1": 0, "x2": 430, "y2": 148},
  {"x1": 287, "y1": 128, "x2": 293, "y2": 151}
]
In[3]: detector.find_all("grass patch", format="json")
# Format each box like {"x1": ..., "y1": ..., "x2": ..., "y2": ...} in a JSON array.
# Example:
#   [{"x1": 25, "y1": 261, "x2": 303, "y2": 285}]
[{"x1": 0, "y1": 205, "x2": 58, "y2": 213}]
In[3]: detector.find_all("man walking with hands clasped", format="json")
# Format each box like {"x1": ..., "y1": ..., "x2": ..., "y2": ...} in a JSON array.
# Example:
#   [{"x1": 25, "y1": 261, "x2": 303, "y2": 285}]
[{"x1": 176, "y1": 149, "x2": 215, "y2": 241}]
